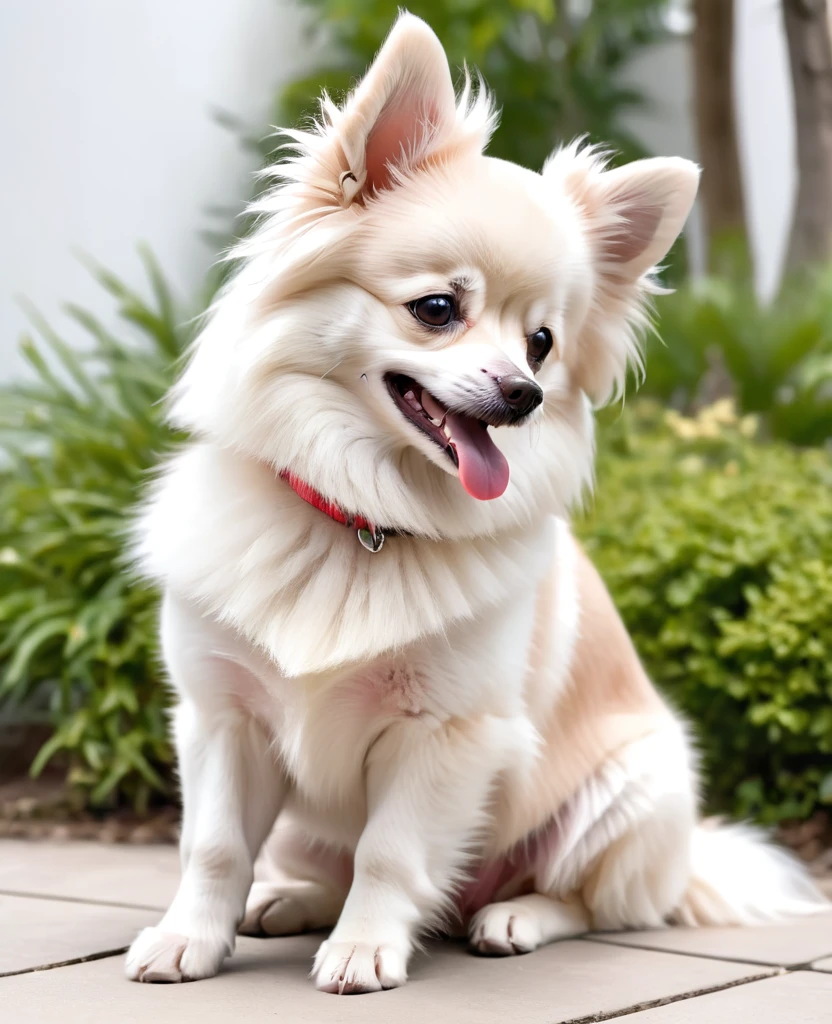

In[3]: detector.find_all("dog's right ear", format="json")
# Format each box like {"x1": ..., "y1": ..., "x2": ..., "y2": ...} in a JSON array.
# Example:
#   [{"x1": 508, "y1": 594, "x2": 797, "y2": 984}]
[{"x1": 325, "y1": 14, "x2": 458, "y2": 203}]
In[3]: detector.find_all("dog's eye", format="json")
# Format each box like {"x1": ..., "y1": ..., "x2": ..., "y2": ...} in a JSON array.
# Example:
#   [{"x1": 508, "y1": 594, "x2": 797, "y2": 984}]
[
  {"x1": 409, "y1": 294, "x2": 456, "y2": 328},
  {"x1": 527, "y1": 327, "x2": 553, "y2": 371}
]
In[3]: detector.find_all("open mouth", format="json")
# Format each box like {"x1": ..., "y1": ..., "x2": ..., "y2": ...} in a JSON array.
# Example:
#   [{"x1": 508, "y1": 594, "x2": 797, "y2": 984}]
[{"x1": 384, "y1": 373, "x2": 510, "y2": 501}]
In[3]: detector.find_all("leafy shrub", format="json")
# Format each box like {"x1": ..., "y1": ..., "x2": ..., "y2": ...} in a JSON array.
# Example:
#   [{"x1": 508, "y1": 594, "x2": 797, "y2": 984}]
[
  {"x1": 0, "y1": 250, "x2": 185, "y2": 812},
  {"x1": 645, "y1": 268, "x2": 832, "y2": 445},
  {"x1": 579, "y1": 400, "x2": 832, "y2": 824},
  {"x1": 276, "y1": 0, "x2": 669, "y2": 171}
]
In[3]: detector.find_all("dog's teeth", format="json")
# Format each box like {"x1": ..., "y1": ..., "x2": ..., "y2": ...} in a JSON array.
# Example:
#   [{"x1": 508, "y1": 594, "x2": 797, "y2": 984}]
[
  {"x1": 421, "y1": 390, "x2": 446, "y2": 422},
  {"x1": 402, "y1": 390, "x2": 423, "y2": 412}
]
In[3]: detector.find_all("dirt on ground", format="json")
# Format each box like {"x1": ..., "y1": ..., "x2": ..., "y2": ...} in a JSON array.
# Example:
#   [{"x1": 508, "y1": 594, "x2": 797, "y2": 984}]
[
  {"x1": 778, "y1": 811, "x2": 832, "y2": 877},
  {"x1": 0, "y1": 774, "x2": 179, "y2": 844}
]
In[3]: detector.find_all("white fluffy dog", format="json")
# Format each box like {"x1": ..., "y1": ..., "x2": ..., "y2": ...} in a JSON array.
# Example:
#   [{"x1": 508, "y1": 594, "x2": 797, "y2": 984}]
[{"x1": 126, "y1": 14, "x2": 824, "y2": 993}]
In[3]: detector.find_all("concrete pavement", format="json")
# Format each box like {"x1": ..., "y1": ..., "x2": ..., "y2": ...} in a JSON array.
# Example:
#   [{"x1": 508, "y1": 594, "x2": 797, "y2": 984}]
[{"x1": 2, "y1": 839, "x2": 831, "y2": 1023}]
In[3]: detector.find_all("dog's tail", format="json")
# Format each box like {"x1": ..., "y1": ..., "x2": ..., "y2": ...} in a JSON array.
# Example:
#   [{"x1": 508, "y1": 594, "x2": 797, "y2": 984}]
[{"x1": 673, "y1": 819, "x2": 828, "y2": 926}]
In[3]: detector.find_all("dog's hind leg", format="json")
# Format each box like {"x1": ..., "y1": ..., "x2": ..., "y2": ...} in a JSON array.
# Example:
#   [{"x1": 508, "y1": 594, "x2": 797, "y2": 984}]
[
  {"x1": 240, "y1": 881, "x2": 345, "y2": 936},
  {"x1": 469, "y1": 893, "x2": 589, "y2": 955},
  {"x1": 241, "y1": 814, "x2": 352, "y2": 936},
  {"x1": 577, "y1": 727, "x2": 697, "y2": 932},
  {"x1": 469, "y1": 721, "x2": 697, "y2": 958},
  {"x1": 540, "y1": 722, "x2": 696, "y2": 934}
]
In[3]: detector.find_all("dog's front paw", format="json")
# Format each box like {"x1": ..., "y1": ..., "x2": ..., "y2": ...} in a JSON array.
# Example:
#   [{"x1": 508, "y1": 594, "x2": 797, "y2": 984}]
[
  {"x1": 312, "y1": 939, "x2": 408, "y2": 994},
  {"x1": 125, "y1": 926, "x2": 231, "y2": 983},
  {"x1": 469, "y1": 901, "x2": 542, "y2": 956}
]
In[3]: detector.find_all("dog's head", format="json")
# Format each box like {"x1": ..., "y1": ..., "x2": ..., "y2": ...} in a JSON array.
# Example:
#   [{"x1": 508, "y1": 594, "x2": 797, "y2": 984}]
[{"x1": 171, "y1": 14, "x2": 698, "y2": 539}]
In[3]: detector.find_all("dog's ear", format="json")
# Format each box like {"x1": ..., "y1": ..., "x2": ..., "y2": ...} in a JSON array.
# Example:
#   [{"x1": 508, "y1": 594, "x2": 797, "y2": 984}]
[
  {"x1": 331, "y1": 13, "x2": 457, "y2": 202},
  {"x1": 583, "y1": 157, "x2": 700, "y2": 280},
  {"x1": 546, "y1": 149, "x2": 699, "y2": 405}
]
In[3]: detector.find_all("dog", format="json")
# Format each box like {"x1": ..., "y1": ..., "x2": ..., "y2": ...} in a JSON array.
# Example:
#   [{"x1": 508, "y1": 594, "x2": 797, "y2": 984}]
[{"x1": 126, "y1": 13, "x2": 825, "y2": 993}]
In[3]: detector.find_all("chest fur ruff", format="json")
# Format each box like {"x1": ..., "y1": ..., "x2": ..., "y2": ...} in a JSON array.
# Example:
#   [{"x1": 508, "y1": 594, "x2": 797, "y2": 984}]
[{"x1": 137, "y1": 443, "x2": 556, "y2": 677}]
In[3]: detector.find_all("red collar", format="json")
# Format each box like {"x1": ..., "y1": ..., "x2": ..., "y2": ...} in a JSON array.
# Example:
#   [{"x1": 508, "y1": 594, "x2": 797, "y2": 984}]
[{"x1": 279, "y1": 470, "x2": 386, "y2": 552}]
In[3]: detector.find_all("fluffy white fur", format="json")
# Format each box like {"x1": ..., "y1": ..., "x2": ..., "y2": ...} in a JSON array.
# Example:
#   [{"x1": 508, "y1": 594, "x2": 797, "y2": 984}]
[{"x1": 126, "y1": 14, "x2": 827, "y2": 993}]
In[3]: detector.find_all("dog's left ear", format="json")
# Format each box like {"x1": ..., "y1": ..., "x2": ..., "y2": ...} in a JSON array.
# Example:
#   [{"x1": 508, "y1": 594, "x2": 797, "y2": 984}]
[
  {"x1": 582, "y1": 157, "x2": 700, "y2": 280},
  {"x1": 329, "y1": 13, "x2": 458, "y2": 203},
  {"x1": 547, "y1": 151, "x2": 699, "y2": 404}
]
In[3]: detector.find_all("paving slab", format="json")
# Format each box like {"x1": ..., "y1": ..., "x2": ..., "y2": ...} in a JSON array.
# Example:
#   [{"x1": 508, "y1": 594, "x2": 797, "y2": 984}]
[
  {"x1": 626, "y1": 969, "x2": 832, "y2": 1022},
  {"x1": 0, "y1": 839, "x2": 179, "y2": 910},
  {"x1": 590, "y1": 912, "x2": 832, "y2": 967},
  {"x1": 0, "y1": 893, "x2": 158, "y2": 976},
  {"x1": 0, "y1": 935, "x2": 772, "y2": 1024}
]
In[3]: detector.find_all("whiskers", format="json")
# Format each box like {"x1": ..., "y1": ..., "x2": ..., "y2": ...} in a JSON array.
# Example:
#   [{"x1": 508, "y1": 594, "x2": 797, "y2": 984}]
[{"x1": 319, "y1": 357, "x2": 346, "y2": 380}]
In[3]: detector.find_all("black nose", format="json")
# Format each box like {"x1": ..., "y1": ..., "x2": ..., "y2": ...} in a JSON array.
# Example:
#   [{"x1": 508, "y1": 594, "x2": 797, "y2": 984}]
[{"x1": 497, "y1": 374, "x2": 543, "y2": 417}]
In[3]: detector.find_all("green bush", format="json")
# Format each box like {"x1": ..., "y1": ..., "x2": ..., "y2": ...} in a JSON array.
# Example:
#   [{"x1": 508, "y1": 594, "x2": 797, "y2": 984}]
[
  {"x1": 646, "y1": 268, "x2": 832, "y2": 445},
  {"x1": 0, "y1": 250, "x2": 185, "y2": 812},
  {"x1": 579, "y1": 400, "x2": 832, "y2": 824}
]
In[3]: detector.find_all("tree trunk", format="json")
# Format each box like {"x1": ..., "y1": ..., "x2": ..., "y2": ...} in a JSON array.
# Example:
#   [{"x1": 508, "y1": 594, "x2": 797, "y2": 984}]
[
  {"x1": 692, "y1": 0, "x2": 750, "y2": 276},
  {"x1": 782, "y1": 0, "x2": 832, "y2": 274}
]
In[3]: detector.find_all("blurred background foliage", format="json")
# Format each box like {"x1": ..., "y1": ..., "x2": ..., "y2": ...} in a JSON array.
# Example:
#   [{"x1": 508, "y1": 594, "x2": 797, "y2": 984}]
[
  {"x1": 1, "y1": 0, "x2": 831, "y2": 830},
  {"x1": 0, "y1": 253, "x2": 184, "y2": 813},
  {"x1": 641, "y1": 266, "x2": 832, "y2": 445},
  {"x1": 273, "y1": 0, "x2": 669, "y2": 170}
]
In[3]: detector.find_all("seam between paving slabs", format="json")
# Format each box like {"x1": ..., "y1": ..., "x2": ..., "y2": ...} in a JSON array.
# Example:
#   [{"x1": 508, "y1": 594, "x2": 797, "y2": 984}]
[
  {"x1": 0, "y1": 888, "x2": 166, "y2": 913},
  {"x1": 1, "y1": 935, "x2": 823, "y2": 994},
  {"x1": 557, "y1": 968, "x2": 786, "y2": 1024},
  {"x1": 0, "y1": 947, "x2": 127, "y2": 980},
  {"x1": 581, "y1": 934, "x2": 832, "y2": 970}
]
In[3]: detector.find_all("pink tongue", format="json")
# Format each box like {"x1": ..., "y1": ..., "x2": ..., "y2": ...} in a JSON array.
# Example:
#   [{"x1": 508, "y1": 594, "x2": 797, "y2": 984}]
[{"x1": 445, "y1": 412, "x2": 510, "y2": 501}]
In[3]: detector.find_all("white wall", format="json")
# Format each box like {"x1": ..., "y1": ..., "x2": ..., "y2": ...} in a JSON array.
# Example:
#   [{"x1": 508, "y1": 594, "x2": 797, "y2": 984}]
[
  {"x1": 0, "y1": 1, "x2": 799, "y2": 384},
  {"x1": 0, "y1": 0, "x2": 306, "y2": 379},
  {"x1": 735, "y1": 0, "x2": 795, "y2": 298}
]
